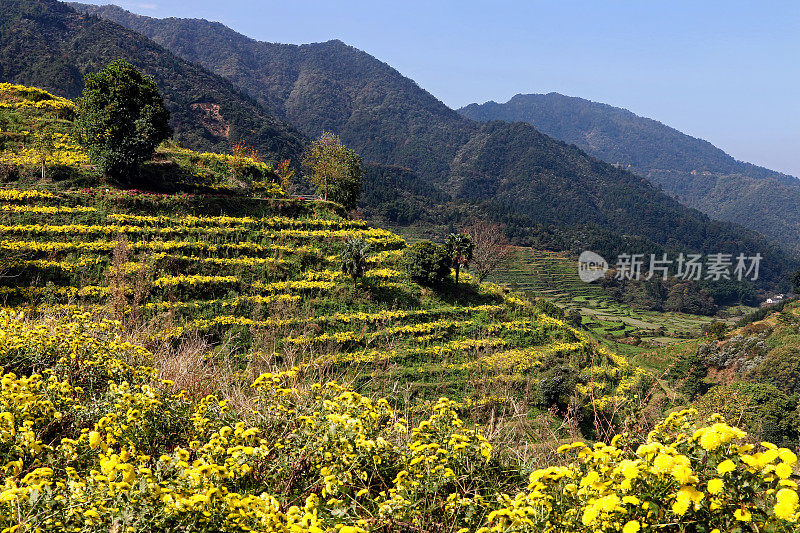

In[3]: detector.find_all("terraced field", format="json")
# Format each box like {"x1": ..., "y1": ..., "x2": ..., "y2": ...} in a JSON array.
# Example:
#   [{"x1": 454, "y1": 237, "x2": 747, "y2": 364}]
[
  {"x1": 488, "y1": 247, "x2": 714, "y2": 350},
  {"x1": 0, "y1": 188, "x2": 646, "y2": 419},
  {"x1": 489, "y1": 247, "x2": 604, "y2": 301}
]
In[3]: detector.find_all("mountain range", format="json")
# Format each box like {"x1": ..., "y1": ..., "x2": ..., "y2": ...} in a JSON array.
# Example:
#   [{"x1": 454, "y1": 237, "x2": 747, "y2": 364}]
[
  {"x1": 0, "y1": 0, "x2": 792, "y2": 294},
  {"x1": 459, "y1": 93, "x2": 800, "y2": 253}
]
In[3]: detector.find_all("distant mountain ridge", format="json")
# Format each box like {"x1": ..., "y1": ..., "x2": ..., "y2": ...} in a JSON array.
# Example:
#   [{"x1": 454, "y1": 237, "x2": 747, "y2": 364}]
[
  {"x1": 32, "y1": 2, "x2": 794, "y2": 292},
  {"x1": 459, "y1": 93, "x2": 800, "y2": 253},
  {"x1": 0, "y1": 0, "x2": 306, "y2": 162}
]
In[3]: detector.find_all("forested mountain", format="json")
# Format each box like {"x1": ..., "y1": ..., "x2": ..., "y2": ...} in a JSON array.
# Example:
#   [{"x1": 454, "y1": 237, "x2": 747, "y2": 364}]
[
  {"x1": 41, "y1": 3, "x2": 795, "y2": 290},
  {"x1": 0, "y1": 0, "x2": 305, "y2": 162},
  {"x1": 459, "y1": 93, "x2": 800, "y2": 253},
  {"x1": 71, "y1": 2, "x2": 471, "y2": 181}
]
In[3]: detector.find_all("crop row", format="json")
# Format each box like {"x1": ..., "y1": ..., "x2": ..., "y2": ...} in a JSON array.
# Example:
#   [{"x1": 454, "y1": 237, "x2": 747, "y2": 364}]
[{"x1": 0, "y1": 223, "x2": 402, "y2": 243}]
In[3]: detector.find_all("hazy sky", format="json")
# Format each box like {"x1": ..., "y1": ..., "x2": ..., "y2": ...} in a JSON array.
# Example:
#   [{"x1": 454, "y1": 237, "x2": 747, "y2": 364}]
[{"x1": 83, "y1": 0, "x2": 800, "y2": 177}]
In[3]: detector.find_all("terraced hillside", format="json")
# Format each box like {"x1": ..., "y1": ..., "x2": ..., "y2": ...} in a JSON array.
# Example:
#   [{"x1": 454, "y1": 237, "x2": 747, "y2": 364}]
[
  {"x1": 0, "y1": 80, "x2": 652, "y2": 427},
  {"x1": 489, "y1": 247, "x2": 713, "y2": 348},
  {"x1": 2, "y1": 84, "x2": 799, "y2": 533},
  {"x1": 0, "y1": 82, "x2": 285, "y2": 194},
  {"x1": 488, "y1": 247, "x2": 604, "y2": 302},
  {"x1": 0, "y1": 187, "x2": 644, "y2": 418}
]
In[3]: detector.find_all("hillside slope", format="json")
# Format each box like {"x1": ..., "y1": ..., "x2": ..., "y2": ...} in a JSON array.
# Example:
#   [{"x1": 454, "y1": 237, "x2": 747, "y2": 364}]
[
  {"x1": 0, "y1": 0, "x2": 306, "y2": 162},
  {"x1": 459, "y1": 93, "x2": 800, "y2": 253},
  {"x1": 66, "y1": 3, "x2": 793, "y2": 290}
]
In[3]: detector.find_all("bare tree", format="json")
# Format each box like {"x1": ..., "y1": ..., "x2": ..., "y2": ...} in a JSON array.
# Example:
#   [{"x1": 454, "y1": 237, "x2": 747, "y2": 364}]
[{"x1": 464, "y1": 219, "x2": 512, "y2": 282}]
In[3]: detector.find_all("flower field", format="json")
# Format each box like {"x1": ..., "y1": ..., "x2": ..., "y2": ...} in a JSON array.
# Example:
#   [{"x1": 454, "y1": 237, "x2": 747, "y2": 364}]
[{"x1": 0, "y1": 311, "x2": 796, "y2": 532}]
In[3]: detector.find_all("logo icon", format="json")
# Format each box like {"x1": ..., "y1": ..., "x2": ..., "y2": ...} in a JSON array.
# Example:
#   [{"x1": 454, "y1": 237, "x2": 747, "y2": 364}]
[{"x1": 578, "y1": 251, "x2": 608, "y2": 283}]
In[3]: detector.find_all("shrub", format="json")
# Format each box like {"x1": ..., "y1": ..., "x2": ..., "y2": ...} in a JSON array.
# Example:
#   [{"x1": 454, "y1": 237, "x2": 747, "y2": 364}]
[
  {"x1": 666, "y1": 350, "x2": 710, "y2": 400},
  {"x1": 2, "y1": 313, "x2": 799, "y2": 532},
  {"x1": 534, "y1": 298, "x2": 565, "y2": 320},
  {"x1": 538, "y1": 365, "x2": 580, "y2": 412},
  {"x1": 703, "y1": 321, "x2": 728, "y2": 340},
  {"x1": 402, "y1": 240, "x2": 451, "y2": 287},
  {"x1": 747, "y1": 344, "x2": 800, "y2": 394},
  {"x1": 483, "y1": 409, "x2": 800, "y2": 532},
  {"x1": 566, "y1": 308, "x2": 583, "y2": 328},
  {"x1": 696, "y1": 383, "x2": 800, "y2": 448}
]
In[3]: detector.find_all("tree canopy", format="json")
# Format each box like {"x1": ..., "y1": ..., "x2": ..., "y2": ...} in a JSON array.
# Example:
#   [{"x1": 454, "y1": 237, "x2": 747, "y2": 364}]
[
  {"x1": 75, "y1": 60, "x2": 172, "y2": 182},
  {"x1": 446, "y1": 233, "x2": 473, "y2": 284},
  {"x1": 302, "y1": 132, "x2": 363, "y2": 210}
]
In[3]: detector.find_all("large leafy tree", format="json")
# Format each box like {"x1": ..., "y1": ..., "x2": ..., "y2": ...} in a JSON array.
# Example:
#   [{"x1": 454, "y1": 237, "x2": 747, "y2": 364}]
[
  {"x1": 302, "y1": 132, "x2": 363, "y2": 209},
  {"x1": 75, "y1": 60, "x2": 171, "y2": 182}
]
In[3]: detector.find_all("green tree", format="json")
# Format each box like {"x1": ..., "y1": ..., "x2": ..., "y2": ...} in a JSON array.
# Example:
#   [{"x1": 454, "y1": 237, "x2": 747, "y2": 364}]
[
  {"x1": 340, "y1": 238, "x2": 370, "y2": 283},
  {"x1": 566, "y1": 308, "x2": 583, "y2": 329},
  {"x1": 75, "y1": 60, "x2": 171, "y2": 182},
  {"x1": 302, "y1": 132, "x2": 363, "y2": 209},
  {"x1": 32, "y1": 126, "x2": 55, "y2": 180},
  {"x1": 445, "y1": 233, "x2": 473, "y2": 284},
  {"x1": 703, "y1": 321, "x2": 728, "y2": 340},
  {"x1": 534, "y1": 298, "x2": 565, "y2": 320},
  {"x1": 403, "y1": 241, "x2": 451, "y2": 288}
]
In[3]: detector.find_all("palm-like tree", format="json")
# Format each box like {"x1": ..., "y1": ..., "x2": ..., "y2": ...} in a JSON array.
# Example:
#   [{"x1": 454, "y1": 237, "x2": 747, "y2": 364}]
[
  {"x1": 340, "y1": 238, "x2": 370, "y2": 283},
  {"x1": 446, "y1": 233, "x2": 474, "y2": 284}
]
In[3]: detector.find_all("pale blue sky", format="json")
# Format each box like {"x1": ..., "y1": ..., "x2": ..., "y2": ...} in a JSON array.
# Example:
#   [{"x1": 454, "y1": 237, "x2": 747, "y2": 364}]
[{"x1": 83, "y1": 0, "x2": 800, "y2": 177}]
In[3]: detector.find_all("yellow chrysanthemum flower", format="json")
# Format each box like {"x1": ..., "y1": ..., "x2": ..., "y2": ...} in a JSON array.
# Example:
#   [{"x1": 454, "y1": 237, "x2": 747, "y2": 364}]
[{"x1": 707, "y1": 478, "x2": 724, "y2": 495}]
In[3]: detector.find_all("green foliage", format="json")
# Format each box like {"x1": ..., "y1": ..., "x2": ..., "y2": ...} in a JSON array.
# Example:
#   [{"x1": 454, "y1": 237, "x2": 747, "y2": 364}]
[
  {"x1": 667, "y1": 350, "x2": 710, "y2": 400},
  {"x1": 31, "y1": 126, "x2": 55, "y2": 180},
  {"x1": 445, "y1": 233, "x2": 473, "y2": 284},
  {"x1": 302, "y1": 132, "x2": 362, "y2": 209},
  {"x1": 736, "y1": 299, "x2": 795, "y2": 329},
  {"x1": 697, "y1": 383, "x2": 800, "y2": 449},
  {"x1": 340, "y1": 238, "x2": 370, "y2": 282},
  {"x1": 792, "y1": 267, "x2": 800, "y2": 293},
  {"x1": 533, "y1": 298, "x2": 565, "y2": 320},
  {"x1": 703, "y1": 321, "x2": 728, "y2": 340},
  {"x1": 0, "y1": 82, "x2": 283, "y2": 194},
  {"x1": 747, "y1": 344, "x2": 800, "y2": 395},
  {"x1": 402, "y1": 240, "x2": 451, "y2": 288},
  {"x1": 566, "y1": 308, "x2": 583, "y2": 328},
  {"x1": 601, "y1": 275, "x2": 718, "y2": 315},
  {"x1": 538, "y1": 365, "x2": 579, "y2": 412},
  {"x1": 75, "y1": 60, "x2": 172, "y2": 181}
]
